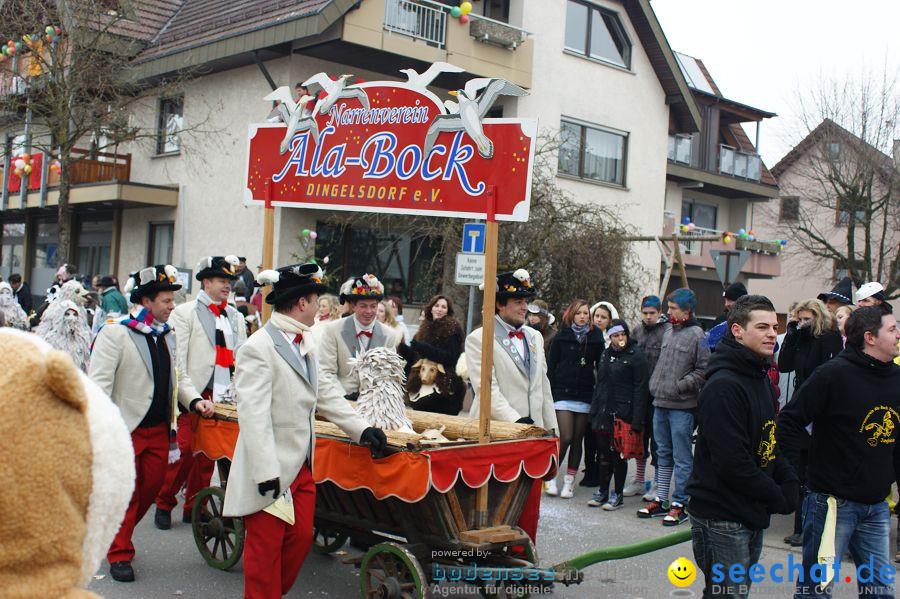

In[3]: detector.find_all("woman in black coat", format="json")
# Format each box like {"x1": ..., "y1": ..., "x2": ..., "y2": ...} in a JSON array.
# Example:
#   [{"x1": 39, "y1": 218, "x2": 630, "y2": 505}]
[
  {"x1": 777, "y1": 297, "x2": 843, "y2": 546},
  {"x1": 405, "y1": 295, "x2": 466, "y2": 415},
  {"x1": 545, "y1": 299, "x2": 605, "y2": 498},
  {"x1": 588, "y1": 319, "x2": 650, "y2": 510}
]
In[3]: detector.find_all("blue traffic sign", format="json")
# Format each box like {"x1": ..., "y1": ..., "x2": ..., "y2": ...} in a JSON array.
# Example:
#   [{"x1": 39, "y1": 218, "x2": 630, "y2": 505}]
[{"x1": 462, "y1": 223, "x2": 486, "y2": 254}]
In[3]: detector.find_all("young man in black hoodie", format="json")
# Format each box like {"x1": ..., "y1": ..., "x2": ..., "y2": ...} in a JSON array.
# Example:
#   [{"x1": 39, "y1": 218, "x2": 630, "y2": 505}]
[
  {"x1": 687, "y1": 295, "x2": 798, "y2": 599},
  {"x1": 777, "y1": 306, "x2": 900, "y2": 599}
]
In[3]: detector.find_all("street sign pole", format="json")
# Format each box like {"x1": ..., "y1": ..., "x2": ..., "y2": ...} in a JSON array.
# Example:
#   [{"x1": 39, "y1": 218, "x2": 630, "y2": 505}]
[
  {"x1": 261, "y1": 177, "x2": 275, "y2": 324},
  {"x1": 466, "y1": 285, "x2": 476, "y2": 334},
  {"x1": 475, "y1": 187, "x2": 498, "y2": 529}
]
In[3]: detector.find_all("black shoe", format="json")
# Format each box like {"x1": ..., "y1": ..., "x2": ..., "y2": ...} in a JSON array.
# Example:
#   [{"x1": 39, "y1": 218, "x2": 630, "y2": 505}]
[
  {"x1": 109, "y1": 561, "x2": 135, "y2": 582},
  {"x1": 785, "y1": 533, "x2": 803, "y2": 547},
  {"x1": 154, "y1": 508, "x2": 171, "y2": 530},
  {"x1": 182, "y1": 512, "x2": 192, "y2": 524}
]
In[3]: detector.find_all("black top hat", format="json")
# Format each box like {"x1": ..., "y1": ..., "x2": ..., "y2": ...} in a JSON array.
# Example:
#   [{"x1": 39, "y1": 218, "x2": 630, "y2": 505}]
[
  {"x1": 123, "y1": 265, "x2": 182, "y2": 303},
  {"x1": 257, "y1": 263, "x2": 327, "y2": 305},
  {"x1": 195, "y1": 256, "x2": 240, "y2": 281},
  {"x1": 817, "y1": 276, "x2": 854, "y2": 305},
  {"x1": 98, "y1": 275, "x2": 117, "y2": 288},
  {"x1": 338, "y1": 274, "x2": 385, "y2": 304},
  {"x1": 723, "y1": 281, "x2": 748, "y2": 301},
  {"x1": 496, "y1": 269, "x2": 537, "y2": 300}
]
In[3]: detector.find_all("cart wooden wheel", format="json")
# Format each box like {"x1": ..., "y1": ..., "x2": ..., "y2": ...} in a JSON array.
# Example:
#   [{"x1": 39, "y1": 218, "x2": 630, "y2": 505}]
[
  {"x1": 313, "y1": 526, "x2": 349, "y2": 554},
  {"x1": 359, "y1": 542, "x2": 429, "y2": 599},
  {"x1": 191, "y1": 486, "x2": 244, "y2": 570}
]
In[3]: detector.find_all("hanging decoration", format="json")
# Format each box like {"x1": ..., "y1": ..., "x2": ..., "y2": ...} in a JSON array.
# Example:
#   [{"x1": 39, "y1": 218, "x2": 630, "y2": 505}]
[
  {"x1": 450, "y1": 1, "x2": 473, "y2": 25},
  {"x1": 12, "y1": 154, "x2": 32, "y2": 178}
]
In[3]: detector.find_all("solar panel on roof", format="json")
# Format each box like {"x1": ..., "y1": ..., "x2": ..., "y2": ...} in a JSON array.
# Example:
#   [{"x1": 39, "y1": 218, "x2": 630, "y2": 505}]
[{"x1": 675, "y1": 52, "x2": 715, "y2": 94}]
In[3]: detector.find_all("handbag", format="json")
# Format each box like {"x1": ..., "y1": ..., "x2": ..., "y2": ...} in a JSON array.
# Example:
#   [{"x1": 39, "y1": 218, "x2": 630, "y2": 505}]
[{"x1": 613, "y1": 417, "x2": 645, "y2": 459}]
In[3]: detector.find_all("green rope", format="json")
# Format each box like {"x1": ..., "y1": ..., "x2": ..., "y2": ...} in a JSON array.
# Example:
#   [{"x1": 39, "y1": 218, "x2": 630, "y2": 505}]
[{"x1": 553, "y1": 528, "x2": 692, "y2": 572}]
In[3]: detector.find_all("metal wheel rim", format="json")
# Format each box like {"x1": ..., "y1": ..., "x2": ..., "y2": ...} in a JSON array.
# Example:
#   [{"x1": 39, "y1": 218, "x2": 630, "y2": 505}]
[{"x1": 191, "y1": 486, "x2": 244, "y2": 570}]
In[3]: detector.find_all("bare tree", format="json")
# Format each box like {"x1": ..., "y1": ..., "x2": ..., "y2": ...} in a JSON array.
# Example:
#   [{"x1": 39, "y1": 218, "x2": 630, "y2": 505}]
[
  {"x1": 773, "y1": 65, "x2": 900, "y2": 297},
  {"x1": 312, "y1": 134, "x2": 644, "y2": 322},
  {"x1": 0, "y1": 0, "x2": 209, "y2": 265}
]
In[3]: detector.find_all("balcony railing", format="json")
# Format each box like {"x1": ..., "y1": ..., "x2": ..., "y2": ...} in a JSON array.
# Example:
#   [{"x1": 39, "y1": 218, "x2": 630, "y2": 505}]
[
  {"x1": 2, "y1": 148, "x2": 131, "y2": 195},
  {"x1": 667, "y1": 134, "x2": 693, "y2": 165},
  {"x1": 680, "y1": 225, "x2": 721, "y2": 255},
  {"x1": 384, "y1": 0, "x2": 448, "y2": 48},
  {"x1": 719, "y1": 145, "x2": 761, "y2": 182}
]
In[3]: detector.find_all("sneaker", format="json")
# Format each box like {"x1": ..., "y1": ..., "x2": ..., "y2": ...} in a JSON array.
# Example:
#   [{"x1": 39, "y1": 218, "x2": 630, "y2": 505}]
[
  {"x1": 602, "y1": 492, "x2": 624, "y2": 511},
  {"x1": 587, "y1": 490, "x2": 608, "y2": 507},
  {"x1": 545, "y1": 478, "x2": 558, "y2": 496},
  {"x1": 637, "y1": 499, "x2": 667, "y2": 518},
  {"x1": 560, "y1": 474, "x2": 575, "y2": 499},
  {"x1": 622, "y1": 479, "x2": 645, "y2": 497},
  {"x1": 642, "y1": 483, "x2": 658, "y2": 502},
  {"x1": 662, "y1": 504, "x2": 688, "y2": 526}
]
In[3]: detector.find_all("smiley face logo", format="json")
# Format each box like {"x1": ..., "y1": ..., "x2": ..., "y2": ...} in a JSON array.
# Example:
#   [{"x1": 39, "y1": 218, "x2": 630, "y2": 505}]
[{"x1": 668, "y1": 557, "x2": 696, "y2": 587}]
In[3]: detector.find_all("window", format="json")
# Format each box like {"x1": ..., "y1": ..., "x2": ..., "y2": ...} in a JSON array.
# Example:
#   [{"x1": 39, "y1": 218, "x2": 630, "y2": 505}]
[
  {"x1": 0, "y1": 222, "x2": 25, "y2": 280},
  {"x1": 827, "y1": 142, "x2": 841, "y2": 162},
  {"x1": 148, "y1": 222, "x2": 174, "y2": 265},
  {"x1": 681, "y1": 199, "x2": 717, "y2": 230},
  {"x1": 558, "y1": 119, "x2": 627, "y2": 186},
  {"x1": 314, "y1": 223, "x2": 442, "y2": 304},
  {"x1": 833, "y1": 258, "x2": 865, "y2": 281},
  {"x1": 482, "y1": 0, "x2": 510, "y2": 22},
  {"x1": 156, "y1": 97, "x2": 183, "y2": 154},
  {"x1": 780, "y1": 196, "x2": 800, "y2": 222},
  {"x1": 75, "y1": 215, "x2": 112, "y2": 278},
  {"x1": 836, "y1": 197, "x2": 866, "y2": 226},
  {"x1": 564, "y1": 1, "x2": 631, "y2": 68}
]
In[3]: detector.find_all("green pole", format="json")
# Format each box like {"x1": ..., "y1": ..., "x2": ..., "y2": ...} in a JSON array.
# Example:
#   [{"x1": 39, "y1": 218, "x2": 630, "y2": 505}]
[{"x1": 554, "y1": 529, "x2": 692, "y2": 572}]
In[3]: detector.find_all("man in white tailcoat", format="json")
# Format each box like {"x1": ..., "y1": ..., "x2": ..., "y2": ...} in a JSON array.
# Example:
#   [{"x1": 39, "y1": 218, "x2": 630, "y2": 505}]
[
  {"x1": 154, "y1": 255, "x2": 247, "y2": 530},
  {"x1": 222, "y1": 263, "x2": 386, "y2": 599},
  {"x1": 89, "y1": 264, "x2": 191, "y2": 583},
  {"x1": 466, "y1": 268, "x2": 557, "y2": 544},
  {"x1": 317, "y1": 273, "x2": 402, "y2": 400}
]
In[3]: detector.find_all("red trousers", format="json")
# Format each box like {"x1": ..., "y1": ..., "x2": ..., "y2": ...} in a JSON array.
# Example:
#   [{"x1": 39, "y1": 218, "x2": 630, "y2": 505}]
[
  {"x1": 156, "y1": 412, "x2": 215, "y2": 517},
  {"x1": 516, "y1": 478, "x2": 542, "y2": 544},
  {"x1": 242, "y1": 464, "x2": 315, "y2": 599},
  {"x1": 108, "y1": 424, "x2": 169, "y2": 563}
]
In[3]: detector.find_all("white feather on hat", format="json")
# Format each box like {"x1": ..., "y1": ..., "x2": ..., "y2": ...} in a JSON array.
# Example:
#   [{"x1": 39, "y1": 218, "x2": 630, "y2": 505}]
[{"x1": 256, "y1": 270, "x2": 280, "y2": 285}]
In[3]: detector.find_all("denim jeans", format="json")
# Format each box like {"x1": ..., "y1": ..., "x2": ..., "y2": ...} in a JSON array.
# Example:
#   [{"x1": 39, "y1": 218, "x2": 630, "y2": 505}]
[
  {"x1": 794, "y1": 491, "x2": 893, "y2": 599},
  {"x1": 652, "y1": 407, "x2": 694, "y2": 505},
  {"x1": 691, "y1": 515, "x2": 763, "y2": 599}
]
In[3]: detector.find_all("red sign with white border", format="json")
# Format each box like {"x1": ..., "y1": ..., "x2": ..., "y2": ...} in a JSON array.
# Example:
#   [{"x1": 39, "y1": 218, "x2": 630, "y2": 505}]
[{"x1": 244, "y1": 81, "x2": 535, "y2": 222}]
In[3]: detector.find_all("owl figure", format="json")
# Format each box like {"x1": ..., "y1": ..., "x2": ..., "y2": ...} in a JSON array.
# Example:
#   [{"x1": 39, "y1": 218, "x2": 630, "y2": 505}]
[{"x1": 351, "y1": 347, "x2": 414, "y2": 433}]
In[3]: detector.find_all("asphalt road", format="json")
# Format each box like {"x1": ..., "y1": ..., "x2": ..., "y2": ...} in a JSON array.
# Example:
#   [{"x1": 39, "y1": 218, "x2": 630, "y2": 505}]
[{"x1": 88, "y1": 467, "x2": 893, "y2": 599}]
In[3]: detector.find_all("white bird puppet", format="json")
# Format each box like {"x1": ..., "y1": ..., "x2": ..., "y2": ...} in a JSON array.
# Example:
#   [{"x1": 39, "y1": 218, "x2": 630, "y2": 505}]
[
  {"x1": 264, "y1": 86, "x2": 321, "y2": 154},
  {"x1": 302, "y1": 73, "x2": 370, "y2": 116},
  {"x1": 0, "y1": 282, "x2": 29, "y2": 330},
  {"x1": 351, "y1": 346, "x2": 414, "y2": 434},
  {"x1": 424, "y1": 77, "x2": 528, "y2": 159},
  {"x1": 399, "y1": 61, "x2": 465, "y2": 91}
]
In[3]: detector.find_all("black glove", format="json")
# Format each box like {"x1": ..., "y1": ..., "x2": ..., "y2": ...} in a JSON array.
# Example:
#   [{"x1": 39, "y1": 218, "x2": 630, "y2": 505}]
[
  {"x1": 344, "y1": 392, "x2": 360, "y2": 402},
  {"x1": 257, "y1": 478, "x2": 280, "y2": 499},
  {"x1": 515, "y1": 417, "x2": 534, "y2": 425},
  {"x1": 360, "y1": 427, "x2": 388, "y2": 458},
  {"x1": 778, "y1": 480, "x2": 801, "y2": 515}
]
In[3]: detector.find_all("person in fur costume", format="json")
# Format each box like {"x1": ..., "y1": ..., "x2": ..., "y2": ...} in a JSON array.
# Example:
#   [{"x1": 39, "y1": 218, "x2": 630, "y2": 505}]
[
  {"x1": 35, "y1": 293, "x2": 93, "y2": 372},
  {"x1": 0, "y1": 328, "x2": 134, "y2": 598},
  {"x1": 406, "y1": 295, "x2": 466, "y2": 415},
  {"x1": 0, "y1": 281, "x2": 30, "y2": 330}
]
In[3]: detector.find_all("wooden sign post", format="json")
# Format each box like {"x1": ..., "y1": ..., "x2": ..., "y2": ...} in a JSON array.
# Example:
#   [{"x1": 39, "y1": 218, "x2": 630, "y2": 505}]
[{"x1": 261, "y1": 177, "x2": 275, "y2": 323}]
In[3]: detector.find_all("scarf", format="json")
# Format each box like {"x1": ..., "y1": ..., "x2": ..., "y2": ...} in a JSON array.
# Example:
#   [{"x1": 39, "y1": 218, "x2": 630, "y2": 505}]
[
  {"x1": 571, "y1": 322, "x2": 590, "y2": 343},
  {"x1": 115, "y1": 305, "x2": 170, "y2": 336},
  {"x1": 198, "y1": 292, "x2": 235, "y2": 403},
  {"x1": 269, "y1": 311, "x2": 314, "y2": 357}
]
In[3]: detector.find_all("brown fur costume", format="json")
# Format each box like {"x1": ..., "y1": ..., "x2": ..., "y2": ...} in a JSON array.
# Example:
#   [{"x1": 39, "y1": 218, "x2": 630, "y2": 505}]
[{"x1": 407, "y1": 316, "x2": 466, "y2": 415}]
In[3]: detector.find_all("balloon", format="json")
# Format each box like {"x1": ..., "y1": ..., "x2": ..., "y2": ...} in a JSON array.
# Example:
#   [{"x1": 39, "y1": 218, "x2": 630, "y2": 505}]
[
  {"x1": 14, "y1": 42, "x2": 21, "y2": 51},
  {"x1": 737, "y1": 228, "x2": 746, "y2": 235},
  {"x1": 309, "y1": 231, "x2": 318, "y2": 240},
  {"x1": 680, "y1": 225, "x2": 689, "y2": 234},
  {"x1": 7, "y1": 46, "x2": 15, "y2": 55},
  {"x1": 55, "y1": 26, "x2": 62, "y2": 35},
  {"x1": 45, "y1": 26, "x2": 54, "y2": 35},
  {"x1": 681, "y1": 216, "x2": 690, "y2": 225},
  {"x1": 687, "y1": 222, "x2": 696, "y2": 231},
  {"x1": 301, "y1": 228, "x2": 310, "y2": 237},
  {"x1": 14, "y1": 168, "x2": 22, "y2": 176},
  {"x1": 723, "y1": 235, "x2": 733, "y2": 244},
  {"x1": 459, "y1": 14, "x2": 470, "y2": 24},
  {"x1": 460, "y1": 1, "x2": 473, "y2": 14},
  {"x1": 23, "y1": 165, "x2": 32, "y2": 174},
  {"x1": 748, "y1": 235, "x2": 755, "y2": 241},
  {"x1": 450, "y1": 6, "x2": 462, "y2": 17},
  {"x1": 323, "y1": 256, "x2": 330, "y2": 265},
  {"x1": 748, "y1": 229, "x2": 755, "y2": 236},
  {"x1": 21, "y1": 153, "x2": 29, "y2": 162},
  {"x1": 14, "y1": 159, "x2": 24, "y2": 169}
]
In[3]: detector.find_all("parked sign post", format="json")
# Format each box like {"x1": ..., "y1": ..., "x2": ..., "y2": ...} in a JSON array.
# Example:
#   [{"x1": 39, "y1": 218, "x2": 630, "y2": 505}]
[{"x1": 246, "y1": 67, "x2": 536, "y2": 530}]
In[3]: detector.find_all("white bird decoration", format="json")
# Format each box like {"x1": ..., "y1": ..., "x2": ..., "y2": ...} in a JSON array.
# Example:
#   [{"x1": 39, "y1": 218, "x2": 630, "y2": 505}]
[
  {"x1": 399, "y1": 61, "x2": 465, "y2": 91},
  {"x1": 424, "y1": 77, "x2": 528, "y2": 159},
  {"x1": 351, "y1": 347, "x2": 414, "y2": 433},
  {"x1": 302, "y1": 73, "x2": 370, "y2": 116},
  {"x1": 264, "y1": 86, "x2": 322, "y2": 154}
]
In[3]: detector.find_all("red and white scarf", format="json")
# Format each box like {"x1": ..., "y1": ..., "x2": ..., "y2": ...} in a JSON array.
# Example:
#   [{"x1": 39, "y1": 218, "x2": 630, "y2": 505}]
[{"x1": 198, "y1": 292, "x2": 235, "y2": 403}]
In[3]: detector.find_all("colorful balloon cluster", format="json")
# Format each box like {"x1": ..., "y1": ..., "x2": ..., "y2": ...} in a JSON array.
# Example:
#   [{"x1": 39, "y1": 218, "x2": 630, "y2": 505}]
[
  {"x1": 12, "y1": 153, "x2": 33, "y2": 178},
  {"x1": 301, "y1": 228, "x2": 318, "y2": 240},
  {"x1": 679, "y1": 216, "x2": 696, "y2": 234},
  {"x1": 451, "y1": 1, "x2": 473, "y2": 24},
  {"x1": 50, "y1": 159, "x2": 61, "y2": 175},
  {"x1": 1, "y1": 26, "x2": 62, "y2": 62}
]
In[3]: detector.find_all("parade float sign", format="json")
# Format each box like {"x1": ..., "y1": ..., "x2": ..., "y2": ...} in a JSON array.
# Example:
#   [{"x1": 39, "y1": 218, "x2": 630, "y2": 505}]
[{"x1": 244, "y1": 67, "x2": 536, "y2": 221}]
